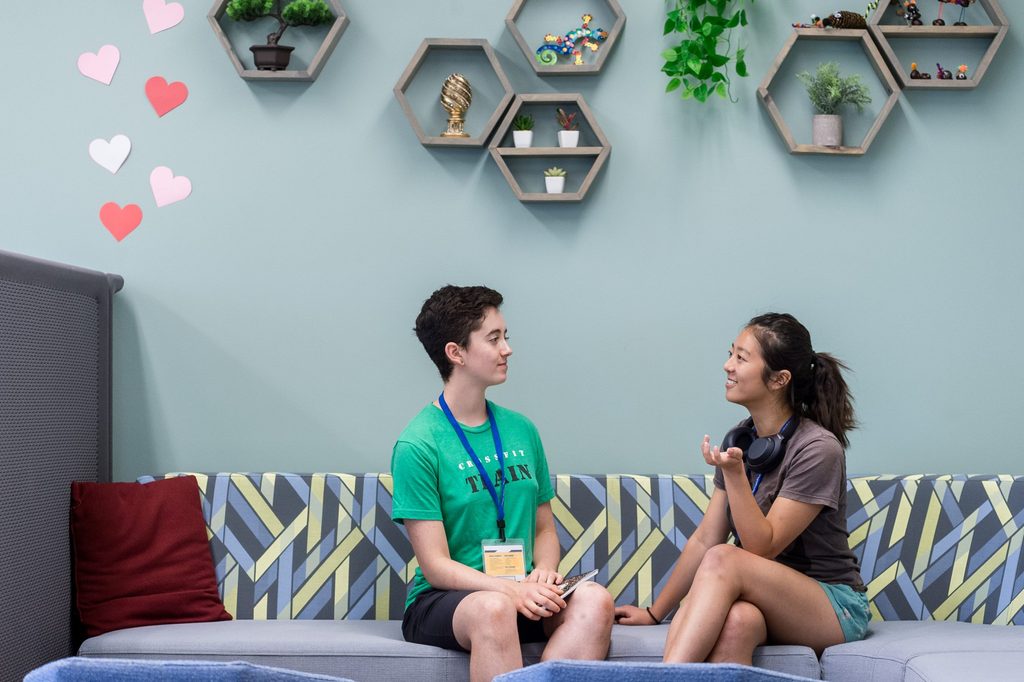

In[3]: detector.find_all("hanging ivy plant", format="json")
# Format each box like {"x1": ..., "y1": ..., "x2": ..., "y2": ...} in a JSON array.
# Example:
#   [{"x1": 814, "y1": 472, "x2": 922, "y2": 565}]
[{"x1": 662, "y1": 0, "x2": 754, "y2": 103}]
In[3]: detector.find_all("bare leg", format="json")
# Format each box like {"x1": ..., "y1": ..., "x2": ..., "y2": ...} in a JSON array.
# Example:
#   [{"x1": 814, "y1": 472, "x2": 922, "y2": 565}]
[
  {"x1": 706, "y1": 600, "x2": 767, "y2": 665},
  {"x1": 541, "y1": 582, "x2": 614, "y2": 661},
  {"x1": 663, "y1": 544, "x2": 845, "y2": 663},
  {"x1": 453, "y1": 591, "x2": 524, "y2": 682}
]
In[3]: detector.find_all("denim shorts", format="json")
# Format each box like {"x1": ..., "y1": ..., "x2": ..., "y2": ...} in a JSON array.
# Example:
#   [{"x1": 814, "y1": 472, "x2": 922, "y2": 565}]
[{"x1": 819, "y1": 582, "x2": 871, "y2": 642}]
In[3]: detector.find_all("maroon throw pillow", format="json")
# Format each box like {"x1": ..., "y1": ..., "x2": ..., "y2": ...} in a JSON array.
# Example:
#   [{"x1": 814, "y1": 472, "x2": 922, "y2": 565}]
[{"x1": 70, "y1": 475, "x2": 232, "y2": 637}]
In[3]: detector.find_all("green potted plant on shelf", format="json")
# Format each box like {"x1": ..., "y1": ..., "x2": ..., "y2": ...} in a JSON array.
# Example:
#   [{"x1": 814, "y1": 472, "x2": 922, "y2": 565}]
[
  {"x1": 225, "y1": 0, "x2": 335, "y2": 72},
  {"x1": 544, "y1": 166, "x2": 566, "y2": 194},
  {"x1": 556, "y1": 108, "x2": 579, "y2": 148},
  {"x1": 796, "y1": 61, "x2": 872, "y2": 148},
  {"x1": 512, "y1": 114, "x2": 534, "y2": 148}
]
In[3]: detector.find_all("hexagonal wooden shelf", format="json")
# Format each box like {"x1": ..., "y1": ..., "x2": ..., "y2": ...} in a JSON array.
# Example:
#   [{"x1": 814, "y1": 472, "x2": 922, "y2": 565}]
[
  {"x1": 394, "y1": 39, "x2": 515, "y2": 148},
  {"x1": 758, "y1": 29, "x2": 900, "y2": 156},
  {"x1": 208, "y1": 0, "x2": 349, "y2": 82},
  {"x1": 506, "y1": 0, "x2": 626, "y2": 76},
  {"x1": 867, "y1": 0, "x2": 1008, "y2": 89},
  {"x1": 488, "y1": 93, "x2": 610, "y2": 202}
]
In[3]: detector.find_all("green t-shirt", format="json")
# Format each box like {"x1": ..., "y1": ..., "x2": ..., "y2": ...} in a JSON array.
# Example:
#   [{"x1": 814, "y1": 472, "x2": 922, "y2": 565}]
[{"x1": 391, "y1": 401, "x2": 555, "y2": 608}]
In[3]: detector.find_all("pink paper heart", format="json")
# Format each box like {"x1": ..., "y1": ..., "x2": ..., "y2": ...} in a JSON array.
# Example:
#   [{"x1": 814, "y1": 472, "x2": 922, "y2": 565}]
[
  {"x1": 145, "y1": 76, "x2": 188, "y2": 117},
  {"x1": 144, "y1": 0, "x2": 185, "y2": 34},
  {"x1": 150, "y1": 166, "x2": 192, "y2": 207},
  {"x1": 99, "y1": 202, "x2": 143, "y2": 241},
  {"x1": 78, "y1": 45, "x2": 120, "y2": 85}
]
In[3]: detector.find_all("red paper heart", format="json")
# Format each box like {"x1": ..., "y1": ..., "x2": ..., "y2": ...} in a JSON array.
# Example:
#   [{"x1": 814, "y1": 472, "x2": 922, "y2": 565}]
[
  {"x1": 99, "y1": 202, "x2": 143, "y2": 241},
  {"x1": 145, "y1": 76, "x2": 188, "y2": 117}
]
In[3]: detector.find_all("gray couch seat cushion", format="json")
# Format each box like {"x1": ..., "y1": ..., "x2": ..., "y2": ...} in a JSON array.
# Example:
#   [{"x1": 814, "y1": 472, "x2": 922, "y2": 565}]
[
  {"x1": 903, "y1": 651, "x2": 1024, "y2": 682},
  {"x1": 607, "y1": 624, "x2": 821, "y2": 679},
  {"x1": 820, "y1": 620, "x2": 1024, "y2": 682},
  {"x1": 79, "y1": 620, "x2": 545, "y2": 682}
]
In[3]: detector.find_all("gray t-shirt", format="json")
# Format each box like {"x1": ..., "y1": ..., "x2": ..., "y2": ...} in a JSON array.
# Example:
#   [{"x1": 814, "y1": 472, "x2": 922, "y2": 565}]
[{"x1": 714, "y1": 419, "x2": 865, "y2": 590}]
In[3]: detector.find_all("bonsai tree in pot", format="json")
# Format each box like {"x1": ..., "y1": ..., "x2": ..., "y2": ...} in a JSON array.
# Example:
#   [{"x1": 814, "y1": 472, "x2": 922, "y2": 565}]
[
  {"x1": 226, "y1": 0, "x2": 335, "y2": 71},
  {"x1": 512, "y1": 114, "x2": 534, "y2": 148},
  {"x1": 555, "y1": 108, "x2": 579, "y2": 148},
  {"x1": 544, "y1": 166, "x2": 567, "y2": 194},
  {"x1": 796, "y1": 62, "x2": 871, "y2": 148}
]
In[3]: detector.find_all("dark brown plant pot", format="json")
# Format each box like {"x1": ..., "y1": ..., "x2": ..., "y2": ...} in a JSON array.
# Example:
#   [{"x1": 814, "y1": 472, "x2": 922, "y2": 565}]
[{"x1": 249, "y1": 44, "x2": 295, "y2": 71}]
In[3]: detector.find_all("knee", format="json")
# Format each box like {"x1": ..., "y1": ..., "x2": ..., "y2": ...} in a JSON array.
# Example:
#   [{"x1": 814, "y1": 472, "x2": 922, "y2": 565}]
[
  {"x1": 697, "y1": 543, "x2": 744, "y2": 578},
  {"x1": 466, "y1": 591, "x2": 518, "y2": 634},
  {"x1": 719, "y1": 601, "x2": 766, "y2": 646},
  {"x1": 565, "y1": 583, "x2": 614, "y2": 626}
]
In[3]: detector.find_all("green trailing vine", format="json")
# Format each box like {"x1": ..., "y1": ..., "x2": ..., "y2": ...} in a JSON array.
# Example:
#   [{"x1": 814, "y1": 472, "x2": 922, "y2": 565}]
[{"x1": 661, "y1": 0, "x2": 754, "y2": 103}]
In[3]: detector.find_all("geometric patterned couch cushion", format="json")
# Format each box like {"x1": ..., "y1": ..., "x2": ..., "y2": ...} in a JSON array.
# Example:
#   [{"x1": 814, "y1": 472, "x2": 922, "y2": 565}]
[{"x1": 143, "y1": 473, "x2": 1024, "y2": 625}]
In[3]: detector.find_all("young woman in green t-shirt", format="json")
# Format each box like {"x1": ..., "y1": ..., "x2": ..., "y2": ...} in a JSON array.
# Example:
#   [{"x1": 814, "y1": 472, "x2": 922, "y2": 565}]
[{"x1": 391, "y1": 285, "x2": 614, "y2": 682}]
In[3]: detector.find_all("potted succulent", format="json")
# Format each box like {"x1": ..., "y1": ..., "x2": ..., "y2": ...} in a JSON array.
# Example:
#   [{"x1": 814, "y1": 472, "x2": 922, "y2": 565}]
[
  {"x1": 556, "y1": 108, "x2": 580, "y2": 148},
  {"x1": 225, "y1": 0, "x2": 335, "y2": 72},
  {"x1": 512, "y1": 114, "x2": 534, "y2": 148},
  {"x1": 544, "y1": 166, "x2": 566, "y2": 194},
  {"x1": 796, "y1": 62, "x2": 872, "y2": 148}
]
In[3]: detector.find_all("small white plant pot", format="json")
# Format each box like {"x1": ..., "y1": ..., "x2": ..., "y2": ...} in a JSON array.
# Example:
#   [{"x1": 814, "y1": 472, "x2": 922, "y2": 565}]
[
  {"x1": 545, "y1": 176, "x2": 566, "y2": 194},
  {"x1": 812, "y1": 114, "x2": 843, "y2": 148},
  {"x1": 512, "y1": 130, "x2": 533, "y2": 148},
  {"x1": 557, "y1": 130, "x2": 580, "y2": 148}
]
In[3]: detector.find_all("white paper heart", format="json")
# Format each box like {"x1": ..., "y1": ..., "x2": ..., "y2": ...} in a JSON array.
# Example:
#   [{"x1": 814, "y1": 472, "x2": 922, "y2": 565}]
[
  {"x1": 144, "y1": 0, "x2": 185, "y2": 34},
  {"x1": 88, "y1": 135, "x2": 132, "y2": 174},
  {"x1": 150, "y1": 166, "x2": 192, "y2": 207}
]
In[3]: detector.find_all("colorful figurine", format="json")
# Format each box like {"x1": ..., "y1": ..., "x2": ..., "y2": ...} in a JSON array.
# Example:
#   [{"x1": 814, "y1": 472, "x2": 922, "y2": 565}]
[
  {"x1": 936, "y1": 62, "x2": 953, "y2": 79},
  {"x1": 909, "y1": 61, "x2": 931, "y2": 79},
  {"x1": 904, "y1": 0, "x2": 924, "y2": 25},
  {"x1": 953, "y1": 0, "x2": 974, "y2": 25},
  {"x1": 956, "y1": 64, "x2": 968, "y2": 80},
  {"x1": 535, "y1": 14, "x2": 608, "y2": 67},
  {"x1": 933, "y1": 0, "x2": 972, "y2": 25}
]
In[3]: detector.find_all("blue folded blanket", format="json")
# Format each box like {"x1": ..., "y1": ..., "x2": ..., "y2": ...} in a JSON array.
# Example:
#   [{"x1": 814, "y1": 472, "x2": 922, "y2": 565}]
[
  {"x1": 25, "y1": 658, "x2": 352, "y2": 682},
  {"x1": 495, "y1": 660, "x2": 818, "y2": 682}
]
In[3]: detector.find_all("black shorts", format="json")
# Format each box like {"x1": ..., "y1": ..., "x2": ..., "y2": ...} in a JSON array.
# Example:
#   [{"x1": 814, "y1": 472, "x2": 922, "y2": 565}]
[{"x1": 402, "y1": 589, "x2": 549, "y2": 652}]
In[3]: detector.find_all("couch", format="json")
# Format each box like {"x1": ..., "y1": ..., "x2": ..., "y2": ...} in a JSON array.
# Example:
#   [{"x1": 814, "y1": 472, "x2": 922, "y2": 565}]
[{"x1": 77, "y1": 473, "x2": 1024, "y2": 681}]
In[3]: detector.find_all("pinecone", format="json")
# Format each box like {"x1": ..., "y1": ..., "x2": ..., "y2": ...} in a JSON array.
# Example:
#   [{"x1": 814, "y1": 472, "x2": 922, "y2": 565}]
[{"x1": 821, "y1": 10, "x2": 868, "y2": 29}]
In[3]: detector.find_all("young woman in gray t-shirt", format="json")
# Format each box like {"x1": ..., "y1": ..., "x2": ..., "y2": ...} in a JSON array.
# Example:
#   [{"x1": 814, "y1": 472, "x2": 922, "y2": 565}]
[{"x1": 615, "y1": 312, "x2": 869, "y2": 664}]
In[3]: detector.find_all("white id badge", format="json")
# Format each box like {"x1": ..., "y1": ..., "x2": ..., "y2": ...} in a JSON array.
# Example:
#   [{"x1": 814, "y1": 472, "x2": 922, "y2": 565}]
[{"x1": 481, "y1": 539, "x2": 526, "y2": 581}]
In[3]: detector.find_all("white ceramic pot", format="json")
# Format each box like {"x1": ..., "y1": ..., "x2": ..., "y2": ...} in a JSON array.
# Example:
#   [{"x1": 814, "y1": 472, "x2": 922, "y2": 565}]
[
  {"x1": 545, "y1": 176, "x2": 565, "y2": 194},
  {"x1": 512, "y1": 130, "x2": 533, "y2": 148},
  {"x1": 812, "y1": 114, "x2": 843, "y2": 147},
  {"x1": 557, "y1": 130, "x2": 580, "y2": 148}
]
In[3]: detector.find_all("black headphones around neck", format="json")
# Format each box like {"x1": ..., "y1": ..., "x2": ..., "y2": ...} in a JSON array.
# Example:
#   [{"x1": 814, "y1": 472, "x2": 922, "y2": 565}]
[{"x1": 720, "y1": 416, "x2": 800, "y2": 475}]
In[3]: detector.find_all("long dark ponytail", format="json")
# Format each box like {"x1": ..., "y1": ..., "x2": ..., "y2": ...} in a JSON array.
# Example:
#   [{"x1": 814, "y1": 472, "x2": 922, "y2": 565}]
[{"x1": 746, "y1": 313, "x2": 857, "y2": 447}]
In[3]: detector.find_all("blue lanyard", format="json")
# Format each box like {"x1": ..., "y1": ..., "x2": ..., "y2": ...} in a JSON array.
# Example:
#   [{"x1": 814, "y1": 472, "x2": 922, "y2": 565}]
[{"x1": 438, "y1": 393, "x2": 507, "y2": 541}]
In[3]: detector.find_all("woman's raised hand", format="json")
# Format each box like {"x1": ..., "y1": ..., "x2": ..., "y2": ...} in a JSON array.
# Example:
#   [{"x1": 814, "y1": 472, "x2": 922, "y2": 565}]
[{"x1": 702, "y1": 434, "x2": 745, "y2": 473}]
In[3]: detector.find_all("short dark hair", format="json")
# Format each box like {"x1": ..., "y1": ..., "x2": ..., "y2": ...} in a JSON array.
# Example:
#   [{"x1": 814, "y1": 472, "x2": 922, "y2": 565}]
[{"x1": 415, "y1": 285, "x2": 503, "y2": 381}]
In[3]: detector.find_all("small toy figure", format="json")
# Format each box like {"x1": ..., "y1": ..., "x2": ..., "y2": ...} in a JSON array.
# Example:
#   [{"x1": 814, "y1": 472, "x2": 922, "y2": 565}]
[
  {"x1": 535, "y1": 14, "x2": 608, "y2": 67},
  {"x1": 904, "y1": 0, "x2": 923, "y2": 25},
  {"x1": 936, "y1": 62, "x2": 953, "y2": 79},
  {"x1": 956, "y1": 64, "x2": 968, "y2": 80},
  {"x1": 953, "y1": 0, "x2": 974, "y2": 25},
  {"x1": 909, "y1": 61, "x2": 931, "y2": 79}
]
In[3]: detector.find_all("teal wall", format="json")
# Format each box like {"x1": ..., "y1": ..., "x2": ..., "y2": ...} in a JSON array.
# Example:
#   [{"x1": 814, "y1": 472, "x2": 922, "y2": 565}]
[{"x1": 3, "y1": 1, "x2": 1021, "y2": 480}]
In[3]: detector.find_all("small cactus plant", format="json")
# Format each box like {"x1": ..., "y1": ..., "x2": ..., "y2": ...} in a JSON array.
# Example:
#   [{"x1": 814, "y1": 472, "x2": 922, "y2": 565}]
[
  {"x1": 544, "y1": 167, "x2": 567, "y2": 177},
  {"x1": 512, "y1": 114, "x2": 535, "y2": 131}
]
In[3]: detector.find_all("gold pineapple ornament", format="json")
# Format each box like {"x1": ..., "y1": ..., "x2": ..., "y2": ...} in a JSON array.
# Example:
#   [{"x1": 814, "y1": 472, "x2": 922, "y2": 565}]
[{"x1": 440, "y1": 73, "x2": 472, "y2": 137}]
